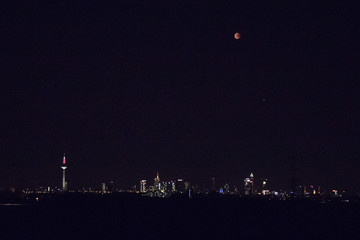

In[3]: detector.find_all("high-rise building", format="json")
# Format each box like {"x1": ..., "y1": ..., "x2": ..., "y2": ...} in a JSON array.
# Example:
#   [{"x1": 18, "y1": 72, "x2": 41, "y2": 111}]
[
  {"x1": 171, "y1": 181, "x2": 175, "y2": 192},
  {"x1": 154, "y1": 172, "x2": 160, "y2": 191},
  {"x1": 163, "y1": 181, "x2": 175, "y2": 195},
  {"x1": 224, "y1": 184, "x2": 230, "y2": 194},
  {"x1": 101, "y1": 183, "x2": 107, "y2": 193},
  {"x1": 140, "y1": 180, "x2": 147, "y2": 193},
  {"x1": 250, "y1": 173, "x2": 255, "y2": 195},
  {"x1": 244, "y1": 178, "x2": 251, "y2": 195},
  {"x1": 244, "y1": 173, "x2": 255, "y2": 195},
  {"x1": 331, "y1": 189, "x2": 339, "y2": 197},
  {"x1": 61, "y1": 153, "x2": 68, "y2": 191}
]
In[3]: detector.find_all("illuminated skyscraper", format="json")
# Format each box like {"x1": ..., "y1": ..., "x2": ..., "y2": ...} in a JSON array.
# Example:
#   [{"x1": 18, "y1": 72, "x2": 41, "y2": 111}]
[
  {"x1": 224, "y1": 183, "x2": 230, "y2": 194},
  {"x1": 250, "y1": 172, "x2": 255, "y2": 195},
  {"x1": 244, "y1": 178, "x2": 251, "y2": 195},
  {"x1": 171, "y1": 181, "x2": 176, "y2": 192},
  {"x1": 140, "y1": 180, "x2": 147, "y2": 193},
  {"x1": 244, "y1": 173, "x2": 255, "y2": 195},
  {"x1": 154, "y1": 172, "x2": 160, "y2": 191},
  {"x1": 61, "y1": 153, "x2": 68, "y2": 191},
  {"x1": 101, "y1": 183, "x2": 107, "y2": 193}
]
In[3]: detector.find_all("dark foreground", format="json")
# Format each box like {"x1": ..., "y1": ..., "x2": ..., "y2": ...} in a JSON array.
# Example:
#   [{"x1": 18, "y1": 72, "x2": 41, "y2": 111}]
[{"x1": 1, "y1": 194, "x2": 359, "y2": 240}]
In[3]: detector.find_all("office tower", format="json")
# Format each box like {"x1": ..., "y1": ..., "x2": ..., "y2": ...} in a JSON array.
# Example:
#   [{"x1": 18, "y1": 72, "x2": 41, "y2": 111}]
[
  {"x1": 171, "y1": 181, "x2": 176, "y2": 192},
  {"x1": 140, "y1": 180, "x2": 147, "y2": 193},
  {"x1": 244, "y1": 178, "x2": 251, "y2": 195},
  {"x1": 101, "y1": 183, "x2": 107, "y2": 193},
  {"x1": 224, "y1": 183, "x2": 230, "y2": 194},
  {"x1": 163, "y1": 181, "x2": 175, "y2": 196},
  {"x1": 244, "y1": 173, "x2": 255, "y2": 195},
  {"x1": 61, "y1": 153, "x2": 68, "y2": 191},
  {"x1": 331, "y1": 189, "x2": 339, "y2": 197},
  {"x1": 154, "y1": 171, "x2": 160, "y2": 191},
  {"x1": 250, "y1": 173, "x2": 255, "y2": 195}
]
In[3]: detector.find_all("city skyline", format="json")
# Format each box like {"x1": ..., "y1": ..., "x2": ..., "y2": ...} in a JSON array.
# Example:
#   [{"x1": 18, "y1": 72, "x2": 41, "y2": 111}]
[
  {"x1": 0, "y1": 153, "x2": 346, "y2": 195},
  {"x1": 1, "y1": 2, "x2": 359, "y2": 192}
]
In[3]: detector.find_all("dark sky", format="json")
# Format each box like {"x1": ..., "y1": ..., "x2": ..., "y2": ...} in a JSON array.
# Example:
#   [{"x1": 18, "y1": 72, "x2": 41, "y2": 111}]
[{"x1": 1, "y1": 1, "x2": 359, "y2": 191}]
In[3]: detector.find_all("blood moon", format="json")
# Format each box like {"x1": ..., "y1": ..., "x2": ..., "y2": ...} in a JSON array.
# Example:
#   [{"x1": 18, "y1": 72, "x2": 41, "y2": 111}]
[{"x1": 234, "y1": 32, "x2": 241, "y2": 39}]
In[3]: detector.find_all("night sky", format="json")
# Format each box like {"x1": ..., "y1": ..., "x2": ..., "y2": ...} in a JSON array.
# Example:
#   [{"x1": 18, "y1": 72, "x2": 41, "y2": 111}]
[{"x1": 1, "y1": 1, "x2": 359, "y2": 191}]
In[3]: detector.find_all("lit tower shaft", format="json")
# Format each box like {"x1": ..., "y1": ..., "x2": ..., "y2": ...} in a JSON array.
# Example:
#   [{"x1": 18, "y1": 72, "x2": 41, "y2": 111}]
[
  {"x1": 61, "y1": 153, "x2": 68, "y2": 191},
  {"x1": 154, "y1": 171, "x2": 160, "y2": 191}
]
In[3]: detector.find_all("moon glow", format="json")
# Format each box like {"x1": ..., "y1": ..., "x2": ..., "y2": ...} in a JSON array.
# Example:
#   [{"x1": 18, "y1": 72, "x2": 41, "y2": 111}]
[{"x1": 234, "y1": 32, "x2": 241, "y2": 39}]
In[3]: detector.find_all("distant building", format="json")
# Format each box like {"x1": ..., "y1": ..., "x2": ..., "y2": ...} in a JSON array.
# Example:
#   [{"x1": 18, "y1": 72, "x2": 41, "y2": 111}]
[
  {"x1": 152, "y1": 172, "x2": 161, "y2": 197},
  {"x1": 175, "y1": 179, "x2": 185, "y2": 193},
  {"x1": 171, "y1": 181, "x2": 175, "y2": 192},
  {"x1": 331, "y1": 189, "x2": 339, "y2": 197},
  {"x1": 244, "y1": 178, "x2": 251, "y2": 195},
  {"x1": 165, "y1": 181, "x2": 176, "y2": 195},
  {"x1": 250, "y1": 173, "x2": 255, "y2": 195},
  {"x1": 154, "y1": 172, "x2": 160, "y2": 191},
  {"x1": 101, "y1": 183, "x2": 107, "y2": 193},
  {"x1": 244, "y1": 173, "x2": 255, "y2": 195},
  {"x1": 140, "y1": 180, "x2": 147, "y2": 193},
  {"x1": 223, "y1": 184, "x2": 230, "y2": 194},
  {"x1": 148, "y1": 185, "x2": 154, "y2": 193}
]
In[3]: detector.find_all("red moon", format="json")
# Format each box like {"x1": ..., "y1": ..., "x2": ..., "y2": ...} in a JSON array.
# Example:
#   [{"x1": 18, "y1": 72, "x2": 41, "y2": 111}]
[{"x1": 234, "y1": 32, "x2": 241, "y2": 39}]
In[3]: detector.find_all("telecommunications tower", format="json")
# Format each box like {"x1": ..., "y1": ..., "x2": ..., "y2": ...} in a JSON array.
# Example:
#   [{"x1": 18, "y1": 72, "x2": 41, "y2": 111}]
[{"x1": 61, "y1": 153, "x2": 68, "y2": 191}]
